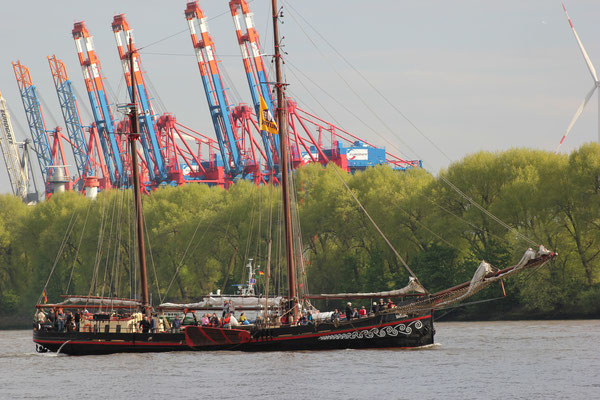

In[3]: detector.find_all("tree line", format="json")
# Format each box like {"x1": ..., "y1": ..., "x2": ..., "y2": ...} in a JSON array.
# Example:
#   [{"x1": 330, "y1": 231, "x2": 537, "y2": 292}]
[{"x1": 1, "y1": 144, "x2": 599, "y2": 326}]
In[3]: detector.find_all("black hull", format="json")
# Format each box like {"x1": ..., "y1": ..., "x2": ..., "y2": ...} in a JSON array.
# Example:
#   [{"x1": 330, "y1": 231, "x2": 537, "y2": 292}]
[
  {"x1": 33, "y1": 330, "x2": 188, "y2": 355},
  {"x1": 33, "y1": 313, "x2": 434, "y2": 355},
  {"x1": 186, "y1": 314, "x2": 434, "y2": 352}
]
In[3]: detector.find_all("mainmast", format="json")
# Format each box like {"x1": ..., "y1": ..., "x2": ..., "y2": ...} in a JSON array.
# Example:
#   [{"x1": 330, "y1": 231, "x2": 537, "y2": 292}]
[
  {"x1": 127, "y1": 38, "x2": 150, "y2": 316},
  {"x1": 271, "y1": 0, "x2": 297, "y2": 321}
]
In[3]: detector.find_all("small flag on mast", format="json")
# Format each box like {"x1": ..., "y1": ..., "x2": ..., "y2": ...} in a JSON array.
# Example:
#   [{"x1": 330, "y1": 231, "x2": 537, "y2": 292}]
[
  {"x1": 42, "y1": 290, "x2": 47, "y2": 304},
  {"x1": 259, "y1": 95, "x2": 278, "y2": 135},
  {"x1": 258, "y1": 271, "x2": 265, "y2": 276}
]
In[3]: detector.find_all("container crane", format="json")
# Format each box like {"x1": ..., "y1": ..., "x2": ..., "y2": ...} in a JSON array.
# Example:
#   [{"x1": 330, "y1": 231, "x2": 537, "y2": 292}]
[
  {"x1": 47, "y1": 55, "x2": 103, "y2": 191},
  {"x1": 228, "y1": 0, "x2": 420, "y2": 174},
  {"x1": 111, "y1": 15, "x2": 167, "y2": 184},
  {"x1": 12, "y1": 61, "x2": 72, "y2": 195},
  {"x1": 229, "y1": 0, "x2": 280, "y2": 172},
  {"x1": 0, "y1": 90, "x2": 38, "y2": 201},
  {"x1": 184, "y1": 1, "x2": 244, "y2": 178},
  {"x1": 72, "y1": 21, "x2": 126, "y2": 187}
]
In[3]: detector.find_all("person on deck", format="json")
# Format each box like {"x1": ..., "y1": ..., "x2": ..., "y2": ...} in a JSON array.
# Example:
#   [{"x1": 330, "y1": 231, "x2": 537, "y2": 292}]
[
  {"x1": 306, "y1": 311, "x2": 313, "y2": 324},
  {"x1": 359, "y1": 306, "x2": 367, "y2": 318},
  {"x1": 228, "y1": 300, "x2": 235, "y2": 316},
  {"x1": 222, "y1": 313, "x2": 231, "y2": 329},
  {"x1": 201, "y1": 314, "x2": 210, "y2": 326},
  {"x1": 387, "y1": 298, "x2": 395, "y2": 309},
  {"x1": 48, "y1": 308, "x2": 56, "y2": 330},
  {"x1": 222, "y1": 301, "x2": 229, "y2": 318},
  {"x1": 172, "y1": 315, "x2": 181, "y2": 332},
  {"x1": 210, "y1": 313, "x2": 219, "y2": 327},
  {"x1": 331, "y1": 309, "x2": 340, "y2": 322},
  {"x1": 139, "y1": 316, "x2": 151, "y2": 333},
  {"x1": 57, "y1": 308, "x2": 65, "y2": 332},
  {"x1": 379, "y1": 298, "x2": 386, "y2": 311},
  {"x1": 352, "y1": 307, "x2": 359, "y2": 319},
  {"x1": 36, "y1": 309, "x2": 46, "y2": 324},
  {"x1": 66, "y1": 312, "x2": 74, "y2": 332},
  {"x1": 345, "y1": 302, "x2": 353, "y2": 321},
  {"x1": 371, "y1": 302, "x2": 379, "y2": 314},
  {"x1": 297, "y1": 313, "x2": 307, "y2": 325},
  {"x1": 150, "y1": 315, "x2": 158, "y2": 333},
  {"x1": 239, "y1": 313, "x2": 248, "y2": 325},
  {"x1": 74, "y1": 311, "x2": 81, "y2": 331}
]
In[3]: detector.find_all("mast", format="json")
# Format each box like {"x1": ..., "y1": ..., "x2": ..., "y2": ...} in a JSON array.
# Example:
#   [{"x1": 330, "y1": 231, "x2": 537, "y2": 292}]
[
  {"x1": 271, "y1": 0, "x2": 297, "y2": 321},
  {"x1": 128, "y1": 38, "x2": 150, "y2": 316}
]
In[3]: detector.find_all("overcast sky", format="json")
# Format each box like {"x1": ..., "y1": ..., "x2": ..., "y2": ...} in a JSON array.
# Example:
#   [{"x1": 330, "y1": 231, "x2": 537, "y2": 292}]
[{"x1": 1, "y1": 0, "x2": 599, "y2": 195}]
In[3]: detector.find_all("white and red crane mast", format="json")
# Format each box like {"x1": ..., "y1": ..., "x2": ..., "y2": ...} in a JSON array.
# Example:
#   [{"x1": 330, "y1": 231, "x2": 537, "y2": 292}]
[{"x1": 72, "y1": 22, "x2": 126, "y2": 186}]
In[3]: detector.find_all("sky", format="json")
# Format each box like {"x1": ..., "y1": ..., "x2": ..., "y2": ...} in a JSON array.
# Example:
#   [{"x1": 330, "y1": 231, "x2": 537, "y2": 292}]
[{"x1": 1, "y1": 0, "x2": 600, "y2": 195}]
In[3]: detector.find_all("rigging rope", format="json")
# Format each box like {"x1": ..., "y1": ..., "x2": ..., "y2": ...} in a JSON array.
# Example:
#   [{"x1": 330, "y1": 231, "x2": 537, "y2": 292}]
[
  {"x1": 136, "y1": 2, "x2": 245, "y2": 52},
  {"x1": 242, "y1": 188, "x2": 259, "y2": 280},
  {"x1": 99, "y1": 189, "x2": 120, "y2": 300},
  {"x1": 283, "y1": 3, "x2": 418, "y2": 161},
  {"x1": 438, "y1": 175, "x2": 538, "y2": 247},
  {"x1": 283, "y1": 1, "x2": 540, "y2": 249},
  {"x1": 142, "y1": 206, "x2": 163, "y2": 305},
  {"x1": 66, "y1": 198, "x2": 93, "y2": 293},
  {"x1": 88, "y1": 195, "x2": 106, "y2": 298},
  {"x1": 163, "y1": 217, "x2": 215, "y2": 300},
  {"x1": 327, "y1": 164, "x2": 421, "y2": 283},
  {"x1": 38, "y1": 212, "x2": 78, "y2": 304}
]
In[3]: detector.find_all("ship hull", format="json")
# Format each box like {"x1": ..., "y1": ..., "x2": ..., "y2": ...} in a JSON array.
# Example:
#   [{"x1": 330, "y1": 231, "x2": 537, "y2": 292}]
[
  {"x1": 33, "y1": 330, "x2": 188, "y2": 355},
  {"x1": 33, "y1": 313, "x2": 433, "y2": 355},
  {"x1": 185, "y1": 313, "x2": 434, "y2": 351}
]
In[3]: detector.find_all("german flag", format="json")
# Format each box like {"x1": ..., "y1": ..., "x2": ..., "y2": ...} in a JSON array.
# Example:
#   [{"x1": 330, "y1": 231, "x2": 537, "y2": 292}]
[
  {"x1": 258, "y1": 271, "x2": 265, "y2": 276},
  {"x1": 42, "y1": 290, "x2": 47, "y2": 304}
]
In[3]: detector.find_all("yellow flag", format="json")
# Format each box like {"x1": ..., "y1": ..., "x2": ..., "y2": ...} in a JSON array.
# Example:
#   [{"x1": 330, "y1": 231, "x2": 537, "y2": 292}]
[{"x1": 259, "y1": 96, "x2": 278, "y2": 135}]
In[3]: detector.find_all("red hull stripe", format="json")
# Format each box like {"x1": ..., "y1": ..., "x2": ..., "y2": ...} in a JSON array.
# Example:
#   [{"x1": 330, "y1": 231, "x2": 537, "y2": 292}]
[
  {"x1": 197, "y1": 327, "x2": 218, "y2": 345},
  {"x1": 219, "y1": 328, "x2": 233, "y2": 344}
]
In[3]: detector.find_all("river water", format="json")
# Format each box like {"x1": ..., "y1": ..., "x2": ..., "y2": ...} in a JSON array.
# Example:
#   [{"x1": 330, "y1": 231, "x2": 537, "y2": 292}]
[{"x1": 0, "y1": 320, "x2": 598, "y2": 399}]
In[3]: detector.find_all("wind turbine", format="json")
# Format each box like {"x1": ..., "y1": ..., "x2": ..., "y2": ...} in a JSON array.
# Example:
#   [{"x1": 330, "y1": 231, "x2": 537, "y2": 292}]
[{"x1": 556, "y1": 3, "x2": 600, "y2": 153}]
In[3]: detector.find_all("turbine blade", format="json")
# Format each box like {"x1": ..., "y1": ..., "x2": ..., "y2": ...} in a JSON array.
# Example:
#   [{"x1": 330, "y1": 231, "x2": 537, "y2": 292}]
[
  {"x1": 563, "y1": 3, "x2": 599, "y2": 82},
  {"x1": 555, "y1": 84, "x2": 597, "y2": 153}
]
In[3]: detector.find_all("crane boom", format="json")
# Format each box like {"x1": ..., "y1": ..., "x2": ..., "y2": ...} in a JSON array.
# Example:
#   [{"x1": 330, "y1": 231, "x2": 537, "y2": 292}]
[
  {"x1": 112, "y1": 15, "x2": 167, "y2": 183},
  {"x1": 185, "y1": 1, "x2": 243, "y2": 176},
  {"x1": 0, "y1": 90, "x2": 30, "y2": 199},
  {"x1": 48, "y1": 55, "x2": 94, "y2": 188},
  {"x1": 12, "y1": 61, "x2": 55, "y2": 192},
  {"x1": 229, "y1": 0, "x2": 280, "y2": 170},
  {"x1": 72, "y1": 21, "x2": 125, "y2": 186}
]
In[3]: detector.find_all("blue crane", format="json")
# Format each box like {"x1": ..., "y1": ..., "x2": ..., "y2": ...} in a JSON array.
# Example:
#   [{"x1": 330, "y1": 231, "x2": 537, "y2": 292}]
[
  {"x1": 12, "y1": 61, "x2": 55, "y2": 193},
  {"x1": 185, "y1": 1, "x2": 244, "y2": 177},
  {"x1": 229, "y1": 0, "x2": 280, "y2": 172},
  {"x1": 48, "y1": 55, "x2": 94, "y2": 190},
  {"x1": 72, "y1": 21, "x2": 125, "y2": 187},
  {"x1": 112, "y1": 15, "x2": 167, "y2": 183}
]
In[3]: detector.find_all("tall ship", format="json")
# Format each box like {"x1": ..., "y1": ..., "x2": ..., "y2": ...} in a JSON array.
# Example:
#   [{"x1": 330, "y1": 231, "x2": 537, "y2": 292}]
[{"x1": 32, "y1": 0, "x2": 556, "y2": 355}]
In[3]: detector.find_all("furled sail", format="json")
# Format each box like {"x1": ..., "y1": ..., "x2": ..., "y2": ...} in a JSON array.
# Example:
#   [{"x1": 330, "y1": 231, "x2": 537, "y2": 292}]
[
  {"x1": 159, "y1": 295, "x2": 284, "y2": 310},
  {"x1": 392, "y1": 245, "x2": 554, "y2": 314},
  {"x1": 303, "y1": 276, "x2": 426, "y2": 300},
  {"x1": 56, "y1": 297, "x2": 141, "y2": 307}
]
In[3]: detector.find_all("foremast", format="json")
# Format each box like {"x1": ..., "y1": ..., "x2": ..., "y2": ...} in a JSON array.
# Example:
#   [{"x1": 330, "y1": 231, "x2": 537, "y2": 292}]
[
  {"x1": 272, "y1": 0, "x2": 298, "y2": 322},
  {"x1": 127, "y1": 38, "x2": 150, "y2": 317}
]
